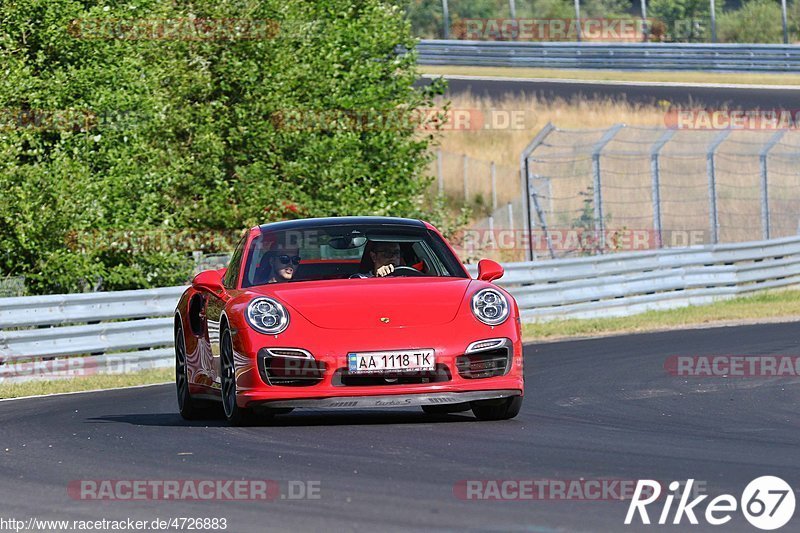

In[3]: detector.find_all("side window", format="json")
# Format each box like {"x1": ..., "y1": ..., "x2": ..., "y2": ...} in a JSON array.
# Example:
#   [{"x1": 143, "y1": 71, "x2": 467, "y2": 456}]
[{"x1": 223, "y1": 234, "x2": 248, "y2": 289}]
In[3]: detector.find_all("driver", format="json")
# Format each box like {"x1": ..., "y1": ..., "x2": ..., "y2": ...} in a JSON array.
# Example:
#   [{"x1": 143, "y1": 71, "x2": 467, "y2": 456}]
[
  {"x1": 352, "y1": 241, "x2": 403, "y2": 278},
  {"x1": 371, "y1": 242, "x2": 402, "y2": 277}
]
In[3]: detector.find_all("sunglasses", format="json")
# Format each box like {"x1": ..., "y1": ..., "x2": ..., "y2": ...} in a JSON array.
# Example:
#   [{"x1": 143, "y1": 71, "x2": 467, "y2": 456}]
[
  {"x1": 374, "y1": 249, "x2": 401, "y2": 257},
  {"x1": 276, "y1": 255, "x2": 301, "y2": 266}
]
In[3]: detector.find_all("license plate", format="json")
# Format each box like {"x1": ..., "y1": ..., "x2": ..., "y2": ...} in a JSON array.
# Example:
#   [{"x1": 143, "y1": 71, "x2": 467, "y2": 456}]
[{"x1": 347, "y1": 349, "x2": 435, "y2": 374}]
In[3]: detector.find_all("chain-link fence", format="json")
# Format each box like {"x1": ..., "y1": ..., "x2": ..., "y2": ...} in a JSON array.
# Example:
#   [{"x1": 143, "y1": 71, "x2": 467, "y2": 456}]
[{"x1": 457, "y1": 124, "x2": 800, "y2": 262}]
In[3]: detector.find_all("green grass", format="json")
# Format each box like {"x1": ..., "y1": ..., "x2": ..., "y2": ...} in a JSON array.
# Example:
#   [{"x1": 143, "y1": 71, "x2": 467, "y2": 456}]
[
  {"x1": 0, "y1": 367, "x2": 172, "y2": 400},
  {"x1": 523, "y1": 289, "x2": 800, "y2": 341},
  {"x1": 421, "y1": 65, "x2": 800, "y2": 86}
]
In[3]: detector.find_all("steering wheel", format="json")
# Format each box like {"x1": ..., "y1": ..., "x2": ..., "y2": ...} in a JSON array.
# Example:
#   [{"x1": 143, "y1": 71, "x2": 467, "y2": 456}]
[{"x1": 386, "y1": 266, "x2": 425, "y2": 277}]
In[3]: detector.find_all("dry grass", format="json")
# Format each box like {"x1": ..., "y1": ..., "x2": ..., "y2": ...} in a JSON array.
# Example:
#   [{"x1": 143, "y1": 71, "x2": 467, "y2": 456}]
[
  {"x1": 0, "y1": 368, "x2": 171, "y2": 399},
  {"x1": 433, "y1": 92, "x2": 668, "y2": 167}
]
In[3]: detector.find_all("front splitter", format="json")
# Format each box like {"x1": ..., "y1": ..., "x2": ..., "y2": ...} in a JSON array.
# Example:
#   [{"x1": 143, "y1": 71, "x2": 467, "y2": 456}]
[{"x1": 255, "y1": 389, "x2": 521, "y2": 409}]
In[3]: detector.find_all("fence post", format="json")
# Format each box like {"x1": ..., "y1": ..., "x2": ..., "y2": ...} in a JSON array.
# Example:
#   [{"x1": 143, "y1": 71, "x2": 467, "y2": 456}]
[
  {"x1": 706, "y1": 130, "x2": 729, "y2": 244},
  {"x1": 462, "y1": 154, "x2": 469, "y2": 203},
  {"x1": 437, "y1": 149, "x2": 443, "y2": 195},
  {"x1": 519, "y1": 123, "x2": 555, "y2": 261},
  {"x1": 781, "y1": 0, "x2": 789, "y2": 44},
  {"x1": 441, "y1": 0, "x2": 450, "y2": 39},
  {"x1": 710, "y1": 0, "x2": 717, "y2": 43},
  {"x1": 574, "y1": 0, "x2": 582, "y2": 41},
  {"x1": 530, "y1": 170, "x2": 554, "y2": 259},
  {"x1": 491, "y1": 161, "x2": 497, "y2": 210},
  {"x1": 759, "y1": 131, "x2": 786, "y2": 240},
  {"x1": 592, "y1": 124, "x2": 624, "y2": 253},
  {"x1": 507, "y1": 202, "x2": 514, "y2": 231},
  {"x1": 640, "y1": 0, "x2": 649, "y2": 41},
  {"x1": 650, "y1": 130, "x2": 675, "y2": 248},
  {"x1": 509, "y1": 0, "x2": 516, "y2": 18}
]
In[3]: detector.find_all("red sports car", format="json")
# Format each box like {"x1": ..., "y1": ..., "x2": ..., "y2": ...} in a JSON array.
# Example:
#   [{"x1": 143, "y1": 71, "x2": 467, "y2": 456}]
[{"x1": 174, "y1": 217, "x2": 524, "y2": 425}]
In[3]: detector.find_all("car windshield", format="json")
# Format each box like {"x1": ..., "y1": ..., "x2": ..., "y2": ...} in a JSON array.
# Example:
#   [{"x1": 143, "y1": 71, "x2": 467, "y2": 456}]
[{"x1": 240, "y1": 223, "x2": 467, "y2": 287}]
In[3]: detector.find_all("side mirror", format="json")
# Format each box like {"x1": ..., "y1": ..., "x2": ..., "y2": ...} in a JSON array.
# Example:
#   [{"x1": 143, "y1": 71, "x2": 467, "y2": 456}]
[
  {"x1": 192, "y1": 269, "x2": 225, "y2": 294},
  {"x1": 477, "y1": 259, "x2": 504, "y2": 282}
]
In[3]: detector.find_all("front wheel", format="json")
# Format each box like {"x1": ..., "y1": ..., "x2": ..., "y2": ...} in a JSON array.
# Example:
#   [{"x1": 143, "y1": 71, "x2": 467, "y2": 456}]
[
  {"x1": 471, "y1": 395, "x2": 523, "y2": 421},
  {"x1": 220, "y1": 327, "x2": 256, "y2": 426}
]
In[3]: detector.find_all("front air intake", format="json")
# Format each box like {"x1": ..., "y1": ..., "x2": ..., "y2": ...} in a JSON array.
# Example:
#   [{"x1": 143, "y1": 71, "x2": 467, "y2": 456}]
[
  {"x1": 258, "y1": 348, "x2": 325, "y2": 386},
  {"x1": 456, "y1": 348, "x2": 510, "y2": 379}
]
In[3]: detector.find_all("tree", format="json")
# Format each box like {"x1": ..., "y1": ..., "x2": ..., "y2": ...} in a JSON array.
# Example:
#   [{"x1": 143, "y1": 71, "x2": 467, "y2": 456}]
[{"x1": 0, "y1": 0, "x2": 446, "y2": 294}]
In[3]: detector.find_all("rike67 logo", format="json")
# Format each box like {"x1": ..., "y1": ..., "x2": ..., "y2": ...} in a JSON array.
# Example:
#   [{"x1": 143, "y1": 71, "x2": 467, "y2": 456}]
[{"x1": 626, "y1": 477, "x2": 795, "y2": 530}]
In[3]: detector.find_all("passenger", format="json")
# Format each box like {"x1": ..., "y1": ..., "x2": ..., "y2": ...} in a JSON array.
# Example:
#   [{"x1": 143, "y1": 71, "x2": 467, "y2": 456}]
[{"x1": 265, "y1": 248, "x2": 301, "y2": 283}]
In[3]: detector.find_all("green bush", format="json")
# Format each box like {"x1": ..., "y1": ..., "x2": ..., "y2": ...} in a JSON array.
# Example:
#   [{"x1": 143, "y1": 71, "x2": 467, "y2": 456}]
[
  {"x1": 648, "y1": 0, "x2": 711, "y2": 41},
  {"x1": 0, "y1": 0, "x2": 449, "y2": 294},
  {"x1": 718, "y1": 0, "x2": 787, "y2": 43}
]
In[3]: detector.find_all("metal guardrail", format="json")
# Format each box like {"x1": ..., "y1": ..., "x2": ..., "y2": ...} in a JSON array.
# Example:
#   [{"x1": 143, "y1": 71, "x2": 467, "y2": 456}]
[
  {"x1": 472, "y1": 235, "x2": 800, "y2": 321},
  {"x1": 0, "y1": 287, "x2": 185, "y2": 384},
  {"x1": 2, "y1": 235, "x2": 799, "y2": 383},
  {"x1": 417, "y1": 40, "x2": 800, "y2": 72}
]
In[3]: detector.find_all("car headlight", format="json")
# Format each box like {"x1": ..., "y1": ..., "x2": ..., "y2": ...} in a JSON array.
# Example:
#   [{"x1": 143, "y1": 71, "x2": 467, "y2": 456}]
[
  {"x1": 471, "y1": 288, "x2": 510, "y2": 326},
  {"x1": 246, "y1": 297, "x2": 290, "y2": 335}
]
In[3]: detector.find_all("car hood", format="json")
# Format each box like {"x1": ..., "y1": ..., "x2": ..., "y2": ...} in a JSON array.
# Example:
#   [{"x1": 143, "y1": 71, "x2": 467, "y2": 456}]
[{"x1": 256, "y1": 278, "x2": 473, "y2": 329}]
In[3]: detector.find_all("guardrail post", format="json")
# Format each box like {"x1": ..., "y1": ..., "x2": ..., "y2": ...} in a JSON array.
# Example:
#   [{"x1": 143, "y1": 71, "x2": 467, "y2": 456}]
[
  {"x1": 759, "y1": 131, "x2": 786, "y2": 240},
  {"x1": 706, "y1": 130, "x2": 729, "y2": 244},
  {"x1": 592, "y1": 124, "x2": 624, "y2": 253},
  {"x1": 650, "y1": 130, "x2": 675, "y2": 248},
  {"x1": 520, "y1": 123, "x2": 555, "y2": 261}
]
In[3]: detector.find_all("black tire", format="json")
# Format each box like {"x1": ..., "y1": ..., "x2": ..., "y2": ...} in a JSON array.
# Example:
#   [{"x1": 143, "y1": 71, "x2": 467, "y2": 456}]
[
  {"x1": 471, "y1": 395, "x2": 523, "y2": 421},
  {"x1": 421, "y1": 403, "x2": 471, "y2": 415},
  {"x1": 220, "y1": 327, "x2": 257, "y2": 426},
  {"x1": 175, "y1": 325, "x2": 216, "y2": 420}
]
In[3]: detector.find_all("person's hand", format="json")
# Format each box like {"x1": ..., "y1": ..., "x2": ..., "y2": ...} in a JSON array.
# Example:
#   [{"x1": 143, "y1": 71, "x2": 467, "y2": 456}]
[{"x1": 375, "y1": 264, "x2": 395, "y2": 277}]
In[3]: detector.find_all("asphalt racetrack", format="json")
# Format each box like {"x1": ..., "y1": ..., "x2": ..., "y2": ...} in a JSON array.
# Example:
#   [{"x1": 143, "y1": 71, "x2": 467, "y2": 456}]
[
  {"x1": 1, "y1": 322, "x2": 798, "y2": 532},
  {"x1": 419, "y1": 75, "x2": 800, "y2": 109}
]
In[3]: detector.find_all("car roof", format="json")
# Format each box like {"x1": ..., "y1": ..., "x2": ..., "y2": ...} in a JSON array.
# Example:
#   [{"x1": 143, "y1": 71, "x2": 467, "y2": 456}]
[{"x1": 256, "y1": 216, "x2": 426, "y2": 233}]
